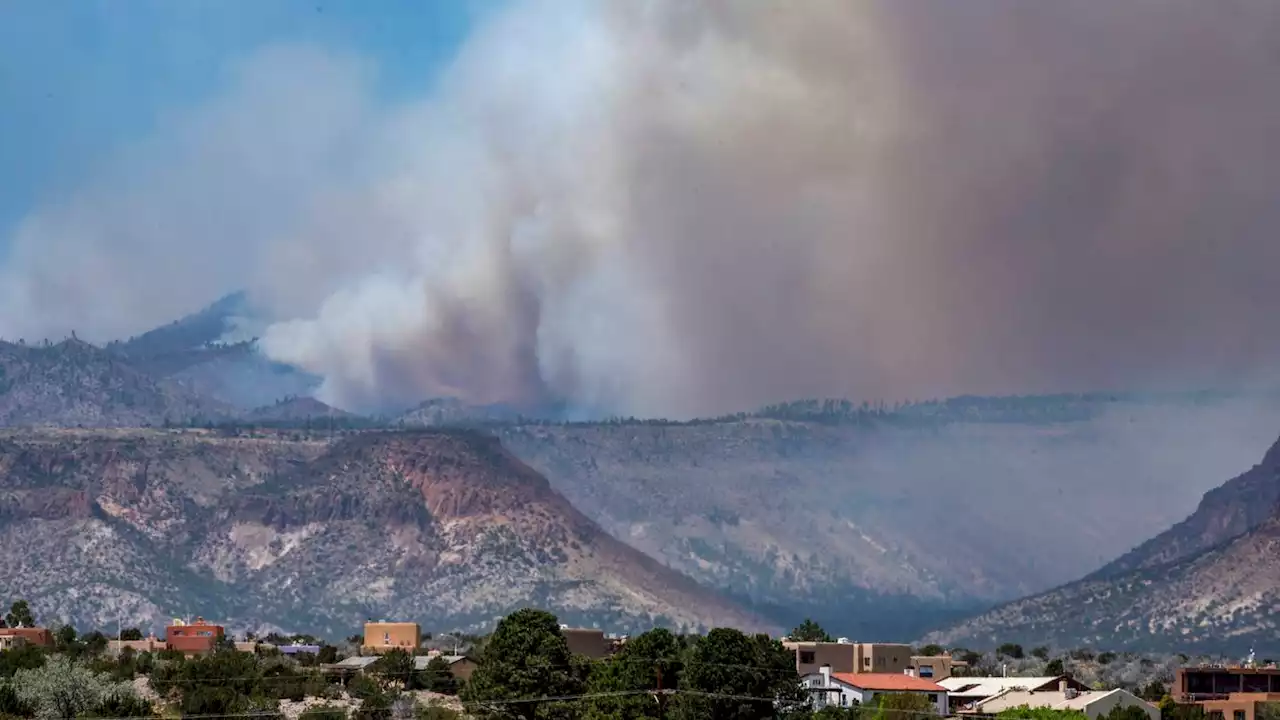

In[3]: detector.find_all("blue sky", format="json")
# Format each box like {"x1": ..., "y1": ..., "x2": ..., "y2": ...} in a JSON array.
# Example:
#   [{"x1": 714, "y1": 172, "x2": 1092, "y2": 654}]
[{"x1": 0, "y1": 0, "x2": 498, "y2": 252}]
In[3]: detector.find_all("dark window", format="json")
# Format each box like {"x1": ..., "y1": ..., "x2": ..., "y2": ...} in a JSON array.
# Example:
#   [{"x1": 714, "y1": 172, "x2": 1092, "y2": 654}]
[
  {"x1": 800, "y1": 651, "x2": 816, "y2": 664},
  {"x1": 864, "y1": 658, "x2": 872, "y2": 667},
  {"x1": 1233, "y1": 712, "x2": 1245, "y2": 720},
  {"x1": 929, "y1": 695, "x2": 938, "y2": 703},
  {"x1": 1187, "y1": 672, "x2": 1215, "y2": 696},
  {"x1": 920, "y1": 667, "x2": 935, "y2": 678}
]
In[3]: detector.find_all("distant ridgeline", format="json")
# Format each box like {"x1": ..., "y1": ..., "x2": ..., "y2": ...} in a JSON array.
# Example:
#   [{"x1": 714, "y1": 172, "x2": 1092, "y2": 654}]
[{"x1": 178, "y1": 388, "x2": 1280, "y2": 433}]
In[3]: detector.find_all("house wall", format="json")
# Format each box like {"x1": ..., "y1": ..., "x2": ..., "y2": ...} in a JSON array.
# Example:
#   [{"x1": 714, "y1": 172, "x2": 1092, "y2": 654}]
[
  {"x1": 803, "y1": 673, "x2": 948, "y2": 715},
  {"x1": 0, "y1": 627, "x2": 53, "y2": 647},
  {"x1": 363, "y1": 622, "x2": 420, "y2": 654},
  {"x1": 788, "y1": 642, "x2": 858, "y2": 675},
  {"x1": 805, "y1": 674, "x2": 863, "y2": 709},
  {"x1": 854, "y1": 644, "x2": 912, "y2": 674},
  {"x1": 1083, "y1": 691, "x2": 1160, "y2": 720},
  {"x1": 861, "y1": 690, "x2": 949, "y2": 716},
  {"x1": 166, "y1": 621, "x2": 224, "y2": 655},
  {"x1": 563, "y1": 629, "x2": 608, "y2": 659},
  {"x1": 0, "y1": 636, "x2": 27, "y2": 651},
  {"x1": 449, "y1": 658, "x2": 478, "y2": 682},
  {"x1": 912, "y1": 655, "x2": 967, "y2": 681},
  {"x1": 1198, "y1": 694, "x2": 1280, "y2": 720},
  {"x1": 108, "y1": 637, "x2": 162, "y2": 655}
]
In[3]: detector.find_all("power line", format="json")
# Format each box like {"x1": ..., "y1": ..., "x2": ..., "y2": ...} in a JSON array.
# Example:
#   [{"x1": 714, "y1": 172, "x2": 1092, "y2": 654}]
[
  {"x1": 70, "y1": 688, "x2": 962, "y2": 720},
  {"x1": 119, "y1": 654, "x2": 809, "y2": 686}
]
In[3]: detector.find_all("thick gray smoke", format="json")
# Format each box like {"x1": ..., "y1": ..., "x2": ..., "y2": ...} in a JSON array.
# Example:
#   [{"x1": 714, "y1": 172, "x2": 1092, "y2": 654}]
[{"x1": 3, "y1": 0, "x2": 1280, "y2": 417}]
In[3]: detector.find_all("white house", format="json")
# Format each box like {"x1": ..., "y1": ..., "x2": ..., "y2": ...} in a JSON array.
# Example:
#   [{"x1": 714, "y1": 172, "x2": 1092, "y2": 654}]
[{"x1": 801, "y1": 666, "x2": 949, "y2": 716}]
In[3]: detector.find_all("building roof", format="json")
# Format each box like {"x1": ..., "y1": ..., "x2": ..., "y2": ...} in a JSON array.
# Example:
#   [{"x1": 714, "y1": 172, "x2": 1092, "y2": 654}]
[
  {"x1": 973, "y1": 688, "x2": 1148, "y2": 714},
  {"x1": 279, "y1": 644, "x2": 322, "y2": 654},
  {"x1": 832, "y1": 673, "x2": 947, "y2": 692},
  {"x1": 333, "y1": 656, "x2": 381, "y2": 669},
  {"x1": 414, "y1": 655, "x2": 470, "y2": 671},
  {"x1": 939, "y1": 676, "x2": 1071, "y2": 698}
]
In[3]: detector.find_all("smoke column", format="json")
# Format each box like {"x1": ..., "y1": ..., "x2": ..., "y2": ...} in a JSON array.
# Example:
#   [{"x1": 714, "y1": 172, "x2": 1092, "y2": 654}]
[{"x1": 3, "y1": 0, "x2": 1280, "y2": 417}]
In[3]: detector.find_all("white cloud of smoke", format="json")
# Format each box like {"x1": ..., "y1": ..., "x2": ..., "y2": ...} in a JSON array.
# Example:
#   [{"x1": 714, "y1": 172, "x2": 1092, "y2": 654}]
[{"x1": 4, "y1": 0, "x2": 1280, "y2": 417}]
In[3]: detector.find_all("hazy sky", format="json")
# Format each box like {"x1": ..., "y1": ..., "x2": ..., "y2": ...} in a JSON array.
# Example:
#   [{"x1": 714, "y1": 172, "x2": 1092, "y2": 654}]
[
  {"x1": 0, "y1": 0, "x2": 489, "y2": 239},
  {"x1": 3, "y1": 0, "x2": 1280, "y2": 417}
]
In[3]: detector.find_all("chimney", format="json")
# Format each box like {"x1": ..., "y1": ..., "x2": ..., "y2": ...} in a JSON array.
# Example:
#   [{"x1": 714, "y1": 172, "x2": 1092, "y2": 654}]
[
  {"x1": 1059, "y1": 680, "x2": 1068, "y2": 693},
  {"x1": 821, "y1": 664, "x2": 832, "y2": 686},
  {"x1": 905, "y1": 667, "x2": 916, "y2": 678}
]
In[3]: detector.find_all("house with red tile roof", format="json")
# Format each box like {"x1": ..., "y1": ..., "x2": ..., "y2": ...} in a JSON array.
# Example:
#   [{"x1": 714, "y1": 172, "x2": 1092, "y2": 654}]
[{"x1": 802, "y1": 666, "x2": 949, "y2": 715}]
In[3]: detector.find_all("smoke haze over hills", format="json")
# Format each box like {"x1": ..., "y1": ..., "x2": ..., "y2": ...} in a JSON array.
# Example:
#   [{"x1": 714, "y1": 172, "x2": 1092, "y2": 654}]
[{"x1": 3, "y1": 0, "x2": 1280, "y2": 416}]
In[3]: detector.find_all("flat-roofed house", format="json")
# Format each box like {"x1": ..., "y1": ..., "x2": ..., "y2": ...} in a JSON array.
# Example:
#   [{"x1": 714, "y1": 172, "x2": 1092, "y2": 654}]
[
  {"x1": 362, "y1": 621, "x2": 421, "y2": 654},
  {"x1": 785, "y1": 640, "x2": 914, "y2": 676},
  {"x1": 165, "y1": 618, "x2": 225, "y2": 656},
  {"x1": 1172, "y1": 665, "x2": 1280, "y2": 720},
  {"x1": 0, "y1": 627, "x2": 53, "y2": 648},
  {"x1": 562, "y1": 627, "x2": 609, "y2": 659}
]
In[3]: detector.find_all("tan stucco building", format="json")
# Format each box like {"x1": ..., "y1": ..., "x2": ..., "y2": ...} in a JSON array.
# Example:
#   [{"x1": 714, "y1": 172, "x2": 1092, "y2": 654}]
[
  {"x1": 786, "y1": 641, "x2": 913, "y2": 676},
  {"x1": 563, "y1": 628, "x2": 609, "y2": 659},
  {"x1": 107, "y1": 635, "x2": 163, "y2": 655},
  {"x1": 1173, "y1": 665, "x2": 1280, "y2": 720},
  {"x1": 363, "y1": 622, "x2": 421, "y2": 654}
]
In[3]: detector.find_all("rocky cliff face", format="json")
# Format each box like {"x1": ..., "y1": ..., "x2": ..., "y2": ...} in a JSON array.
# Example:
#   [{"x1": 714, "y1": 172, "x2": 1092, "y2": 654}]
[
  {"x1": 1089, "y1": 436, "x2": 1280, "y2": 578},
  {"x1": 0, "y1": 428, "x2": 768, "y2": 637},
  {"x1": 921, "y1": 435, "x2": 1280, "y2": 653}
]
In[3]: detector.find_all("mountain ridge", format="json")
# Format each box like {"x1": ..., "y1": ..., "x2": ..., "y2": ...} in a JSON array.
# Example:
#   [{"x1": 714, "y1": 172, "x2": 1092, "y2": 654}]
[
  {"x1": 1084, "y1": 436, "x2": 1280, "y2": 581},
  {"x1": 920, "y1": 434, "x2": 1280, "y2": 653},
  {"x1": 0, "y1": 427, "x2": 772, "y2": 636}
]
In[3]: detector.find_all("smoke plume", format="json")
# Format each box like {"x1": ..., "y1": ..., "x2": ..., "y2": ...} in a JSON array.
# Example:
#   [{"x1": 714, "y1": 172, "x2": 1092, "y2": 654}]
[{"x1": 4, "y1": 0, "x2": 1280, "y2": 417}]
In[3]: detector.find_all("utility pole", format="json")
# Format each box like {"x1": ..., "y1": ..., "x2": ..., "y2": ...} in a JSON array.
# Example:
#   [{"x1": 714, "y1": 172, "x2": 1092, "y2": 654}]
[{"x1": 654, "y1": 664, "x2": 668, "y2": 720}]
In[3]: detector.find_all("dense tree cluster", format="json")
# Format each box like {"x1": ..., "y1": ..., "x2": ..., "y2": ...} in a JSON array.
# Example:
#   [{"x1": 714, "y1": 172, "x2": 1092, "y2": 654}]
[{"x1": 1, "y1": 602, "x2": 35, "y2": 630}]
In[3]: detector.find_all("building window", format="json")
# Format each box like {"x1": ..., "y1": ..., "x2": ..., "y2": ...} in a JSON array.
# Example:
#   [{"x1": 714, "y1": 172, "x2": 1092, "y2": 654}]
[
  {"x1": 800, "y1": 651, "x2": 815, "y2": 664},
  {"x1": 841, "y1": 695, "x2": 848, "y2": 707},
  {"x1": 929, "y1": 694, "x2": 938, "y2": 704},
  {"x1": 919, "y1": 667, "x2": 934, "y2": 678},
  {"x1": 1233, "y1": 712, "x2": 1245, "y2": 720},
  {"x1": 384, "y1": 633, "x2": 390, "y2": 645},
  {"x1": 864, "y1": 658, "x2": 872, "y2": 667}
]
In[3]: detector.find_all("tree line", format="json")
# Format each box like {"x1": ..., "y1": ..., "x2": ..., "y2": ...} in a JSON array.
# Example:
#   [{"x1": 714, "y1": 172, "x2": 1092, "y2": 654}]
[{"x1": 0, "y1": 603, "x2": 1236, "y2": 720}]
